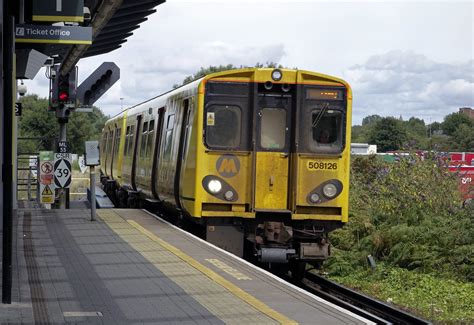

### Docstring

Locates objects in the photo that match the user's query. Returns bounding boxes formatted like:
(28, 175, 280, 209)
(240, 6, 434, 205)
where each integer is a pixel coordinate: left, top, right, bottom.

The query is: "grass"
(325, 264, 474, 323)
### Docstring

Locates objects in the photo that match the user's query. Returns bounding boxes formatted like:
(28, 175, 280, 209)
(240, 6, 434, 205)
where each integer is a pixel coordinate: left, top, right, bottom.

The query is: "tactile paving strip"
(98, 209, 295, 324)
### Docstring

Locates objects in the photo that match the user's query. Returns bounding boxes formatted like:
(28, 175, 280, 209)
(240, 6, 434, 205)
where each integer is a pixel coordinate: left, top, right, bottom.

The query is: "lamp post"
(120, 97, 124, 111)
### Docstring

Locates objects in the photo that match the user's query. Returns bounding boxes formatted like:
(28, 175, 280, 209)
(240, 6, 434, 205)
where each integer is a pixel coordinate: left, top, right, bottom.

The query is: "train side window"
(146, 120, 155, 158)
(140, 121, 148, 157)
(260, 108, 286, 150)
(205, 105, 241, 149)
(163, 114, 175, 160)
(124, 126, 131, 156)
(114, 128, 121, 156)
(128, 125, 135, 156)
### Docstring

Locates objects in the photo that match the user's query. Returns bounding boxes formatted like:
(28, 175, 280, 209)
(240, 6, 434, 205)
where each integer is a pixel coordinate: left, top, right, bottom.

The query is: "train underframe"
(102, 178, 342, 279)
(205, 215, 342, 279)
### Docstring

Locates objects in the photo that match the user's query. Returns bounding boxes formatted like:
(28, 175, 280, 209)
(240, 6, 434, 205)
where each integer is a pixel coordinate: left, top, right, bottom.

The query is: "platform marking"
(141, 209, 376, 325)
(63, 311, 103, 317)
(126, 219, 297, 325)
(205, 258, 252, 280)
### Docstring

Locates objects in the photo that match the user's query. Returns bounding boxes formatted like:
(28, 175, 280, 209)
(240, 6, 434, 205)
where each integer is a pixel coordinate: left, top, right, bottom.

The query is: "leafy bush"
(327, 155, 474, 281)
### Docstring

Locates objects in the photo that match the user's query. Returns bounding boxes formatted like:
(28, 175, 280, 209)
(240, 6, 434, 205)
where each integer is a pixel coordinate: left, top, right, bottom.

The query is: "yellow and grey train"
(100, 68, 352, 273)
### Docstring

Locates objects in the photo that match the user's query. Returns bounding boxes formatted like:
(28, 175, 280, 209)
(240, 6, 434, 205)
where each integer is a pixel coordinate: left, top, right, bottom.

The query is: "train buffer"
(1, 206, 375, 324)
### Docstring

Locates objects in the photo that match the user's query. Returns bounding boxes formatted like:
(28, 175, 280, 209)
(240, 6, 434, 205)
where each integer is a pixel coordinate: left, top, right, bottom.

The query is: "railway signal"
(77, 62, 120, 106)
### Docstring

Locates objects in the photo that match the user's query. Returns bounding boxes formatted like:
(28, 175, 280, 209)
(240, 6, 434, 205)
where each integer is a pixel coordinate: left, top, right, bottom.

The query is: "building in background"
(459, 107, 474, 119)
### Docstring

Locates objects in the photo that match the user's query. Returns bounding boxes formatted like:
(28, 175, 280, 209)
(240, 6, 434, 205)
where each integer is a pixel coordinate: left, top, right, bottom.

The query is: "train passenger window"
(146, 120, 155, 158)
(124, 126, 131, 156)
(167, 115, 174, 128)
(127, 125, 135, 156)
(205, 105, 241, 148)
(260, 108, 286, 150)
(310, 109, 343, 150)
(140, 122, 148, 157)
(163, 114, 175, 160)
(114, 128, 121, 155)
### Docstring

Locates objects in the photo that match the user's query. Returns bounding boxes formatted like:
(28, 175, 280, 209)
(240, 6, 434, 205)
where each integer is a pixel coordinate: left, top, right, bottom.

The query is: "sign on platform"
(15, 102, 22, 116)
(15, 24, 92, 45)
(32, 0, 85, 23)
(57, 140, 69, 154)
(84, 141, 100, 166)
(39, 151, 55, 204)
(54, 153, 72, 188)
(78, 155, 88, 173)
(29, 155, 38, 178)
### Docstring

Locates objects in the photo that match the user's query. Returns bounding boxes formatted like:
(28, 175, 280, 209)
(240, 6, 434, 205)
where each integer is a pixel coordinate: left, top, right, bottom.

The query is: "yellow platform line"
(127, 219, 297, 325)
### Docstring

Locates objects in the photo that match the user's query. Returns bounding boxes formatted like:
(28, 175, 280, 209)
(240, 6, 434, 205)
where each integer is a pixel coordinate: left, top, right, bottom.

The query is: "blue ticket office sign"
(33, 0, 84, 23)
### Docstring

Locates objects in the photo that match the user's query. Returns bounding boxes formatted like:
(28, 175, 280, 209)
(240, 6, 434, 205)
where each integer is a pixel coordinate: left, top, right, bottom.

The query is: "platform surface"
(1, 206, 372, 324)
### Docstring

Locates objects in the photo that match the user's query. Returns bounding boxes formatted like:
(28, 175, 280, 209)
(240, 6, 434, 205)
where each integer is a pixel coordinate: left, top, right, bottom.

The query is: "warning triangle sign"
(42, 185, 53, 196)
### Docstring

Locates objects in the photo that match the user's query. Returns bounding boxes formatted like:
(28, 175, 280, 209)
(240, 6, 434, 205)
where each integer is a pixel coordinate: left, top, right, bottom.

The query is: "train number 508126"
(307, 162, 338, 170)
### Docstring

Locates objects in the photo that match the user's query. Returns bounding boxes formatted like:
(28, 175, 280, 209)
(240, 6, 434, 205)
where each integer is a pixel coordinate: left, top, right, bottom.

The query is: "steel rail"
(304, 272, 431, 324)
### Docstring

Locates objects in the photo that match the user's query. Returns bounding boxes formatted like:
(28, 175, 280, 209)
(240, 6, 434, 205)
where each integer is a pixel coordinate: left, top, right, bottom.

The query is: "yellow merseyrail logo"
(126, 219, 297, 325)
(216, 154, 240, 178)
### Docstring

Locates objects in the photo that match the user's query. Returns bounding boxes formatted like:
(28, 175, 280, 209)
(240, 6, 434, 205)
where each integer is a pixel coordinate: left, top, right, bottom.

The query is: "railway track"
(303, 272, 431, 324)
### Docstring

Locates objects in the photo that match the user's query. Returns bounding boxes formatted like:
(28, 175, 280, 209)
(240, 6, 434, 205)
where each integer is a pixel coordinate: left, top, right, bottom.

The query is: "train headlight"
(322, 183, 338, 198)
(207, 179, 222, 194)
(271, 69, 282, 81)
(224, 190, 234, 201)
(310, 193, 320, 203)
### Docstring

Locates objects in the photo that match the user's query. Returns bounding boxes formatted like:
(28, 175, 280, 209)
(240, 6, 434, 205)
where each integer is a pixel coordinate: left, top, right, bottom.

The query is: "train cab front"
(197, 68, 352, 269)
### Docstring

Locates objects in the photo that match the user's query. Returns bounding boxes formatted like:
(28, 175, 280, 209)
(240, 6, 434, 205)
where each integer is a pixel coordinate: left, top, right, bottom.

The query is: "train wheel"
(289, 261, 306, 282)
(127, 197, 137, 209)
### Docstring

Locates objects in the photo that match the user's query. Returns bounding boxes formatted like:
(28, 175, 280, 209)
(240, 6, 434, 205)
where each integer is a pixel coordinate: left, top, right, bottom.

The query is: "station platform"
(1, 205, 372, 324)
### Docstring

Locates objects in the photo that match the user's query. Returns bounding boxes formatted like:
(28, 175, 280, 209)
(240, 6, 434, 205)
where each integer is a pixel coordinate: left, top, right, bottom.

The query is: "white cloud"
(344, 51, 474, 124)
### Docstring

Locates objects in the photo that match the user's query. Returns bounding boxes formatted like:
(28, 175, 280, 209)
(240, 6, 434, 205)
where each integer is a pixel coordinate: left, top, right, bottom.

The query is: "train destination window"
(260, 108, 286, 150)
(309, 108, 343, 152)
(205, 104, 241, 149)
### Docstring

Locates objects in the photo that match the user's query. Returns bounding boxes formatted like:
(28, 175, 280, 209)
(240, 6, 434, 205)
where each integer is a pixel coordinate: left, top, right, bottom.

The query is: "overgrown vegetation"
(324, 155, 474, 322)
(18, 95, 108, 155)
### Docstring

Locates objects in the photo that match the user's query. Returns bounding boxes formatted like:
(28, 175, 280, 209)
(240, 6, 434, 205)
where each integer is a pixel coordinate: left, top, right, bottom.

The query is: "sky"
(26, 0, 473, 125)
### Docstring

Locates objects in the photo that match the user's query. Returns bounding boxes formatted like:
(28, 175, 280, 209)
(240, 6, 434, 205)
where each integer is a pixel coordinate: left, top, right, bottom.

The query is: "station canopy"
(15, 0, 165, 74)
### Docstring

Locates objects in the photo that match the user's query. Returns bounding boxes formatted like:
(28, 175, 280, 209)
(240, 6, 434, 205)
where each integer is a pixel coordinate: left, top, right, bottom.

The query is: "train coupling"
(257, 247, 296, 263)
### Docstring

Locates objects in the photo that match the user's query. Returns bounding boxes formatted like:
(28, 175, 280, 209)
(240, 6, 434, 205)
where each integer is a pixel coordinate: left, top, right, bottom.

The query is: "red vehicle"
(448, 152, 474, 204)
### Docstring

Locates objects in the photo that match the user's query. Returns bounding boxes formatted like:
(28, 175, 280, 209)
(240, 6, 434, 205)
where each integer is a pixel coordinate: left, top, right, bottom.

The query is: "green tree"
(362, 114, 382, 126)
(441, 113, 473, 136)
(18, 94, 108, 154)
(368, 117, 407, 152)
(450, 124, 474, 151)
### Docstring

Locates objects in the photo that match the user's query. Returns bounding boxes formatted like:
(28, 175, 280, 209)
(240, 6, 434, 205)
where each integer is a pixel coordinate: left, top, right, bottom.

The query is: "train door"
(254, 94, 292, 210)
(131, 115, 142, 191)
(174, 99, 190, 210)
(151, 107, 166, 199)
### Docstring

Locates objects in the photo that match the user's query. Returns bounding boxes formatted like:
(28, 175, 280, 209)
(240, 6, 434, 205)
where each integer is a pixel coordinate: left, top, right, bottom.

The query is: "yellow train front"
(101, 68, 352, 272)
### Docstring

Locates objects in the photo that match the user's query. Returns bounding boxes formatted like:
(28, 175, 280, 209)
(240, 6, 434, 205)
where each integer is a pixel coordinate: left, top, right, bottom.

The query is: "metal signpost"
(85, 141, 100, 221)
